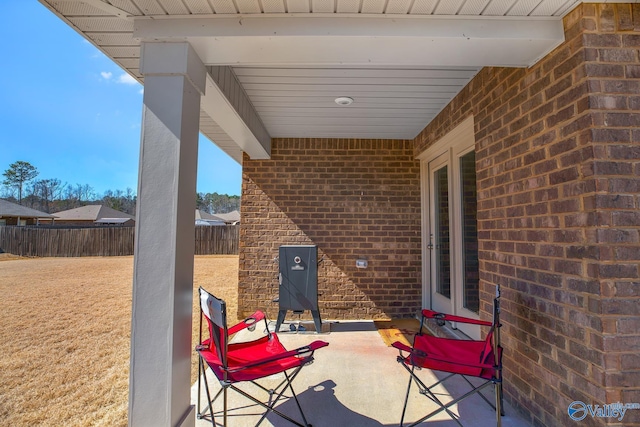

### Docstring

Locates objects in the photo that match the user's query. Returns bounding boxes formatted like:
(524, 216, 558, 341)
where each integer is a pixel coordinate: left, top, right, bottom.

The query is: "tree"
(65, 183, 95, 208)
(100, 187, 136, 215)
(30, 178, 65, 213)
(2, 161, 38, 204)
(196, 192, 240, 214)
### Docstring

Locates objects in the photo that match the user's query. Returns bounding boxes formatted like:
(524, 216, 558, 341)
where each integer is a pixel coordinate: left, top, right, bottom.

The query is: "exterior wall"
(239, 138, 421, 320)
(0, 217, 38, 226)
(414, 4, 640, 426)
(47, 220, 96, 227)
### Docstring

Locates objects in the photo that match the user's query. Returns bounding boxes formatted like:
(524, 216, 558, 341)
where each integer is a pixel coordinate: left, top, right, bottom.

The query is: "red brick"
(593, 129, 631, 142)
(240, 140, 421, 320)
(598, 264, 639, 279)
(583, 33, 622, 47)
(602, 80, 640, 95)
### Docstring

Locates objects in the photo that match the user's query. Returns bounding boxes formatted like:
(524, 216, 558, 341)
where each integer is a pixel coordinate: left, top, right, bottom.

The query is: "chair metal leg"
(283, 371, 310, 426)
(197, 357, 219, 426)
(231, 384, 309, 427)
(397, 363, 463, 427)
(499, 381, 505, 416)
(461, 375, 496, 411)
(399, 366, 414, 426)
(495, 380, 503, 427)
(199, 364, 313, 427)
(408, 381, 494, 427)
(252, 366, 310, 427)
(223, 387, 228, 427)
(197, 355, 203, 416)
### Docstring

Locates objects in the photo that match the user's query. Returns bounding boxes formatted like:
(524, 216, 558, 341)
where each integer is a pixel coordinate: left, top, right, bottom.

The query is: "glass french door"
(421, 118, 480, 338)
(428, 153, 452, 315)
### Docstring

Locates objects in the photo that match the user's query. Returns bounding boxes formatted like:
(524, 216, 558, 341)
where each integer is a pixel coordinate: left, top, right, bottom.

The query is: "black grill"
(275, 245, 322, 333)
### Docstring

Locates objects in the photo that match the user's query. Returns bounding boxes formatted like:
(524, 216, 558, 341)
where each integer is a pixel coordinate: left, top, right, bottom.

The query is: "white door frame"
(418, 115, 481, 339)
(427, 152, 452, 315)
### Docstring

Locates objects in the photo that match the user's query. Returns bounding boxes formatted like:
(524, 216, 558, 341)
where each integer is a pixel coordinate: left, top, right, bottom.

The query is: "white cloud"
(101, 71, 113, 80)
(117, 73, 139, 85)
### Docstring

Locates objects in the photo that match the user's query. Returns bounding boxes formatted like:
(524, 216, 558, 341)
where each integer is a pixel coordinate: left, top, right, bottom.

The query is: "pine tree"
(2, 161, 38, 204)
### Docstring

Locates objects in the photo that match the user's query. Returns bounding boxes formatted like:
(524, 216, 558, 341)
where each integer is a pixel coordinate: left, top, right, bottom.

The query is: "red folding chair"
(393, 287, 503, 427)
(196, 286, 329, 426)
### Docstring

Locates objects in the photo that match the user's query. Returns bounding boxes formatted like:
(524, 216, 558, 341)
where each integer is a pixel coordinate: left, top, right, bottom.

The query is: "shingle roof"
(213, 210, 240, 223)
(51, 205, 134, 221)
(0, 199, 56, 218)
(195, 209, 240, 223)
(195, 209, 220, 221)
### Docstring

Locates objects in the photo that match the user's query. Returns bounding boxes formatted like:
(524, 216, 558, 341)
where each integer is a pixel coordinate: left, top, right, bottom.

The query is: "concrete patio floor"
(191, 320, 532, 427)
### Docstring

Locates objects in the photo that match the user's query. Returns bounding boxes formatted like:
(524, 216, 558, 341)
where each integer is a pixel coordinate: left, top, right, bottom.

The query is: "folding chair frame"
(196, 286, 328, 427)
(393, 286, 503, 427)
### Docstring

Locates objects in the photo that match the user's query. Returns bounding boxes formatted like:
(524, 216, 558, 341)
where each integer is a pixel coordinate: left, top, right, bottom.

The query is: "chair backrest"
(199, 286, 228, 369)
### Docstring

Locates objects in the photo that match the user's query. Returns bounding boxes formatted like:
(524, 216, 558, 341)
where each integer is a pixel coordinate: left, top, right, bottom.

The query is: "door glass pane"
(435, 166, 450, 299)
(461, 151, 479, 313)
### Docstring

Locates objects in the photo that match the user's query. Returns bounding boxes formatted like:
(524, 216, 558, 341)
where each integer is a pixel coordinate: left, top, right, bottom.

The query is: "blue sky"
(0, 1, 242, 197)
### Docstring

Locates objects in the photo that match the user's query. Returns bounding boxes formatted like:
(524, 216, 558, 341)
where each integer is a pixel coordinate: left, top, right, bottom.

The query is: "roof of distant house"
(213, 210, 240, 223)
(51, 205, 134, 221)
(195, 209, 240, 223)
(195, 209, 220, 221)
(0, 199, 56, 219)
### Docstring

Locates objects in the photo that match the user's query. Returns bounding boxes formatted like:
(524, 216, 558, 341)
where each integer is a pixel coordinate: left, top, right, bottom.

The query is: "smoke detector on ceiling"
(335, 96, 354, 106)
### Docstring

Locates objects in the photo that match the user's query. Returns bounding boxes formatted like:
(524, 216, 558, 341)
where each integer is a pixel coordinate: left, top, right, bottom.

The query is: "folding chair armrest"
(422, 309, 493, 327)
(227, 340, 329, 373)
(392, 341, 413, 353)
(228, 311, 266, 335)
(392, 341, 427, 360)
(305, 340, 330, 352)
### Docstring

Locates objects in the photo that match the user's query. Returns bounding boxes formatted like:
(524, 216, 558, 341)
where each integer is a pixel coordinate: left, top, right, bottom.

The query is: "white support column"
(129, 42, 206, 427)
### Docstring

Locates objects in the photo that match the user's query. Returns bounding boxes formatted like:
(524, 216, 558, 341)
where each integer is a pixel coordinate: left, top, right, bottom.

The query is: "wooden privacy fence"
(0, 225, 239, 257)
(195, 225, 239, 255)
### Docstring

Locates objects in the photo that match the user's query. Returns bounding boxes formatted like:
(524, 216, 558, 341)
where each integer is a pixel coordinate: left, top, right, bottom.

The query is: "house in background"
(0, 199, 56, 226)
(213, 210, 240, 225)
(39, 2, 640, 427)
(94, 217, 136, 227)
(195, 209, 225, 226)
(41, 204, 135, 227)
(195, 209, 240, 225)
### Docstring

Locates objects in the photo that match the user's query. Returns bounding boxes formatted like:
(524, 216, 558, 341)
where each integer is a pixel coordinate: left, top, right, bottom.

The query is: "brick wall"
(588, 5, 640, 426)
(414, 4, 640, 426)
(239, 139, 422, 321)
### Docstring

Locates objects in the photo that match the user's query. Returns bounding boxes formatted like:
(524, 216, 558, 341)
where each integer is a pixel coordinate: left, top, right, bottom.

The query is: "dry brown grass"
(0, 255, 239, 427)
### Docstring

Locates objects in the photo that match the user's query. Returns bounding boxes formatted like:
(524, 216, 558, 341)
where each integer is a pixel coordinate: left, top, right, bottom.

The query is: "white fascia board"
(201, 73, 270, 160)
(183, 37, 561, 68)
(133, 15, 565, 68)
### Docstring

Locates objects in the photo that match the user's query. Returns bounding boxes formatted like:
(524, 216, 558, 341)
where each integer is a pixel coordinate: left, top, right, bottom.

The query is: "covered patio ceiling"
(40, 0, 586, 162)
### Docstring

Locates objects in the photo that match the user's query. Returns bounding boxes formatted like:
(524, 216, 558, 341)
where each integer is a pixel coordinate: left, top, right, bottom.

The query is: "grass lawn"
(0, 255, 239, 427)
